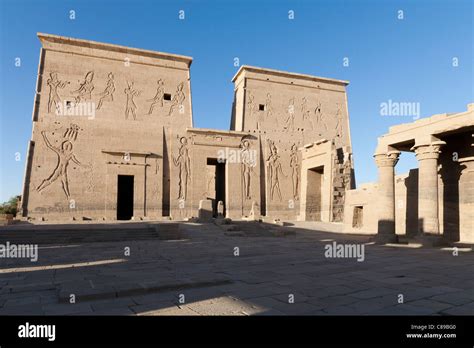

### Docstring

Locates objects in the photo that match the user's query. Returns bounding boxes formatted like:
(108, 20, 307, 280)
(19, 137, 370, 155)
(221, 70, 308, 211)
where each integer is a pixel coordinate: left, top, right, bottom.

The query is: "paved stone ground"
(0, 222, 473, 315)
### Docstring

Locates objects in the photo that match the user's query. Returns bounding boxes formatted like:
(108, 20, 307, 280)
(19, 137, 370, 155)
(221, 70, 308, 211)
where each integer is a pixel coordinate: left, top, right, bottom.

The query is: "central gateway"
(117, 175, 134, 220)
(306, 166, 324, 221)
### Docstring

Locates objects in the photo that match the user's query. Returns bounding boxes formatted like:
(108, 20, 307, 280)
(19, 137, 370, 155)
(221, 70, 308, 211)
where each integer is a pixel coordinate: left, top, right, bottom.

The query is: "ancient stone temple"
(19, 33, 355, 222)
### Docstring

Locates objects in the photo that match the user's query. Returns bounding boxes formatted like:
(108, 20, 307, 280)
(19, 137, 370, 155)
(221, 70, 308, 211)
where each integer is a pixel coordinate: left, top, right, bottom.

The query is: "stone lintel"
(101, 150, 161, 157)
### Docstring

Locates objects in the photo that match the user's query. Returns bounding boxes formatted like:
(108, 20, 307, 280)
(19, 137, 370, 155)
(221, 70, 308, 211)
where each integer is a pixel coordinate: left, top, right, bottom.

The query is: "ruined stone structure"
(20, 33, 355, 222)
(344, 104, 474, 244)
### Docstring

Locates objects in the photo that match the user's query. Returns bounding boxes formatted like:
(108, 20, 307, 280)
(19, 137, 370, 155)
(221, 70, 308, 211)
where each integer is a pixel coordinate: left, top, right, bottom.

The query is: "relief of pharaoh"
(36, 127, 88, 199)
(97, 72, 115, 110)
(173, 137, 191, 200)
(289, 143, 299, 201)
(240, 139, 254, 200)
(147, 79, 165, 115)
(266, 141, 286, 201)
(47, 72, 69, 114)
(124, 81, 141, 120)
(335, 103, 344, 139)
(168, 82, 186, 116)
(73, 71, 95, 103)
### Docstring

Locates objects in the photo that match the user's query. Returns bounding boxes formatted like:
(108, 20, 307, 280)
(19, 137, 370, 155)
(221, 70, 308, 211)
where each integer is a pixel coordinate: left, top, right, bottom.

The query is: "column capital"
(374, 151, 400, 168)
(459, 156, 474, 174)
(411, 141, 446, 161)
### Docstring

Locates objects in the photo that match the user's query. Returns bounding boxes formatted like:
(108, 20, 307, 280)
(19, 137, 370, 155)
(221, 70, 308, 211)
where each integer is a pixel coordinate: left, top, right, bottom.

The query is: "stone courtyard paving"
(0, 221, 473, 316)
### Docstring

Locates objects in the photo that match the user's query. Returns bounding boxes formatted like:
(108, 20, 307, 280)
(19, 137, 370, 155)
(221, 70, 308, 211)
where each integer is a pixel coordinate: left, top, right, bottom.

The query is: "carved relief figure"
(314, 101, 327, 131)
(205, 167, 215, 198)
(97, 73, 115, 110)
(36, 126, 87, 199)
(266, 141, 286, 201)
(290, 144, 299, 201)
(284, 97, 296, 131)
(73, 71, 94, 103)
(240, 139, 254, 200)
(173, 137, 191, 200)
(47, 72, 69, 113)
(124, 81, 141, 120)
(168, 82, 186, 116)
(147, 79, 164, 115)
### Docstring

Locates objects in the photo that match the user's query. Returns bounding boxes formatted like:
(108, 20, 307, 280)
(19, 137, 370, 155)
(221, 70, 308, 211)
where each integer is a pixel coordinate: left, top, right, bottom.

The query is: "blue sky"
(0, 0, 472, 202)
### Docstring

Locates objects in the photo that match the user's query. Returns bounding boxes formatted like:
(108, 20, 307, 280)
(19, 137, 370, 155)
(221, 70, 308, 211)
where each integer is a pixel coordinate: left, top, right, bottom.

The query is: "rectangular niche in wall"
(352, 206, 363, 228)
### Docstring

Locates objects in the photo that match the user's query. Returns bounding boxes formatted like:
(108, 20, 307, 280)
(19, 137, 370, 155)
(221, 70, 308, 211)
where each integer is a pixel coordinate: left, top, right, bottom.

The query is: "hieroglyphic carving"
(335, 103, 344, 139)
(301, 97, 308, 120)
(284, 98, 296, 131)
(147, 79, 164, 115)
(265, 93, 273, 118)
(63, 123, 79, 141)
(266, 140, 286, 201)
(247, 91, 255, 118)
(290, 143, 299, 201)
(47, 72, 69, 113)
(124, 81, 141, 120)
(73, 71, 94, 103)
(36, 124, 87, 199)
(85, 166, 94, 193)
(173, 137, 191, 200)
(240, 138, 254, 200)
(301, 97, 313, 130)
(168, 82, 186, 116)
(97, 73, 115, 110)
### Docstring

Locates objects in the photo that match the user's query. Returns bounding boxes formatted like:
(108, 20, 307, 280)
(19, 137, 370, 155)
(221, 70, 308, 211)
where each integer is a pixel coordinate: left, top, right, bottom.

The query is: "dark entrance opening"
(117, 175, 134, 220)
(306, 166, 324, 221)
(207, 158, 226, 217)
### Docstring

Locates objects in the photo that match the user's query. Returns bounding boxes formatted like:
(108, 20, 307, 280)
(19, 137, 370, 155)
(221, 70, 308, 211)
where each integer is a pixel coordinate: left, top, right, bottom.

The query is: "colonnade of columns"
(374, 140, 447, 242)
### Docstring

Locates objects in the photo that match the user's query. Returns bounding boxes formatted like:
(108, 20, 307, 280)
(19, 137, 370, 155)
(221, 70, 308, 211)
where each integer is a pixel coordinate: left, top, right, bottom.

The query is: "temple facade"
(20, 33, 355, 222)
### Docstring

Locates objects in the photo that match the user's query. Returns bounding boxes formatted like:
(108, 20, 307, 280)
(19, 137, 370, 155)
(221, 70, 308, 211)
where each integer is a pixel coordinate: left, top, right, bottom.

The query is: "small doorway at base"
(306, 166, 323, 221)
(117, 175, 134, 220)
(206, 158, 226, 217)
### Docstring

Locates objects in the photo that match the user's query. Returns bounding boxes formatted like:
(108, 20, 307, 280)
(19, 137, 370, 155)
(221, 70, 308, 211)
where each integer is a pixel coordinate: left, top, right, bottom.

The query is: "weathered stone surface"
(20, 33, 353, 225)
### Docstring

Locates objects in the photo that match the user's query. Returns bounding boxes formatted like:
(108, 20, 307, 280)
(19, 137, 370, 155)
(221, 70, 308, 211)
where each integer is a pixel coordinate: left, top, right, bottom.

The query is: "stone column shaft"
(459, 156, 474, 243)
(413, 142, 445, 235)
(374, 151, 400, 242)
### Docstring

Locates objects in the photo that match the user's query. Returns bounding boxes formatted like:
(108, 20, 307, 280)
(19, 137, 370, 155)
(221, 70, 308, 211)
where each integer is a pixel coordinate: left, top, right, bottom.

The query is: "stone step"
(0, 223, 181, 244)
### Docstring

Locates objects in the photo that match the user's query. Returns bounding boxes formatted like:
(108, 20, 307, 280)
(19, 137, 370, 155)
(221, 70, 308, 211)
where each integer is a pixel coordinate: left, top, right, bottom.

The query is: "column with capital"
(412, 141, 446, 235)
(374, 150, 400, 243)
(458, 134, 474, 243)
